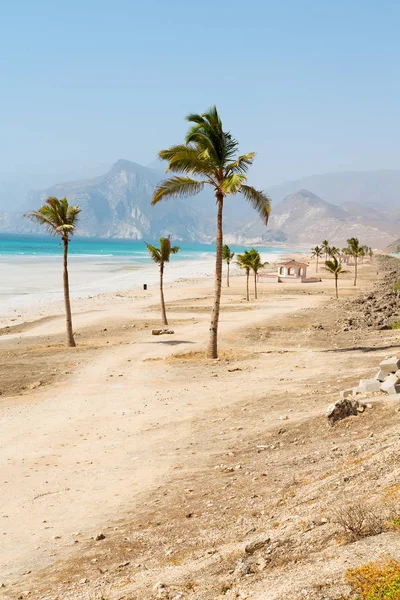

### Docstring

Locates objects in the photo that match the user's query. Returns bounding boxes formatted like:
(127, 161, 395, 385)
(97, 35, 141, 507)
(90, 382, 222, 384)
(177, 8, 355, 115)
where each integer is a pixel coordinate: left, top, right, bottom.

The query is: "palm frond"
(221, 173, 247, 195)
(225, 152, 255, 174)
(240, 185, 271, 225)
(24, 196, 80, 239)
(151, 177, 205, 205)
(146, 243, 161, 264)
(159, 146, 216, 182)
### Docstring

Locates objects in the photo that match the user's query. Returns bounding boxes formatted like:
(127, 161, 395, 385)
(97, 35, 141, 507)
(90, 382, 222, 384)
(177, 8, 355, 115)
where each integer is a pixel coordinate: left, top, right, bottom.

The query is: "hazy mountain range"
(0, 160, 398, 247)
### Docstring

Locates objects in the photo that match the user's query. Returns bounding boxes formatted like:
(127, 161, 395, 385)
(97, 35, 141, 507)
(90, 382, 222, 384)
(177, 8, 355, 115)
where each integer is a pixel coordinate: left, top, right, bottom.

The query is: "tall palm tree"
(248, 248, 268, 299)
(321, 239, 330, 261)
(145, 237, 180, 325)
(236, 251, 253, 301)
(151, 106, 271, 358)
(222, 244, 235, 287)
(311, 245, 323, 273)
(347, 237, 363, 286)
(25, 197, 80, 347)
(324, 257, 349, 299)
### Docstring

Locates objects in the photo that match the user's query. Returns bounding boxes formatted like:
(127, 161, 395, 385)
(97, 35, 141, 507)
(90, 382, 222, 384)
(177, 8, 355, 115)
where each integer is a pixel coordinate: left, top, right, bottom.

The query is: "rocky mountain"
(0, 161, 398, 247)
(226, 190, 397, 247)
(267, 169, 400, 209)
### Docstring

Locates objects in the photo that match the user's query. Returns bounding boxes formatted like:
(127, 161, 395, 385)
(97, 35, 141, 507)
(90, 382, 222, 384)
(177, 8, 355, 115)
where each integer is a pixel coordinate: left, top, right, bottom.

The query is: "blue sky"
(0, 0, 399, 187)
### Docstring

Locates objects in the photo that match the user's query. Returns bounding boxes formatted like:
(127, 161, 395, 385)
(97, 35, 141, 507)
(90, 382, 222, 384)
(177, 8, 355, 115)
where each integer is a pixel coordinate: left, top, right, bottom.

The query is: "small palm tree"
(347, 237, 363, 286)
(328, 246, 340, 258)
(311, 245, 323, 273)
(152, 106, 271, 358)
(321, 239, 330, 261)
(145, 237, 180, 325)
(25, 197, 80, 347)
(324, 257, 349, 299)
(236, 251, 253, 301)
(248, 248, 268, 299)
(222, 244, 235, 287)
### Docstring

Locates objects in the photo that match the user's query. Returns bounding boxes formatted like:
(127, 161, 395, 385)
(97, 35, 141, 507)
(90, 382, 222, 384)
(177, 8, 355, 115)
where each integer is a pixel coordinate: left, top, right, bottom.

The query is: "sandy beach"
(1, 256, 400, 599)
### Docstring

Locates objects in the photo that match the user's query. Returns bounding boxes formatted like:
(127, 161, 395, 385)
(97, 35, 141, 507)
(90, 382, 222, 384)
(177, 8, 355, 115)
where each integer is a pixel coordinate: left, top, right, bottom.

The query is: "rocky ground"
(2, 261, 400, 600)
(338, 255, 400, 330)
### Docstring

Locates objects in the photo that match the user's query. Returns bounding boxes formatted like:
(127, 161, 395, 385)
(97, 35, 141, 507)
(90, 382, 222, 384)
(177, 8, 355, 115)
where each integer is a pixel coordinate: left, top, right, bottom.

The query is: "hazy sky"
(1, 0, 399, 188)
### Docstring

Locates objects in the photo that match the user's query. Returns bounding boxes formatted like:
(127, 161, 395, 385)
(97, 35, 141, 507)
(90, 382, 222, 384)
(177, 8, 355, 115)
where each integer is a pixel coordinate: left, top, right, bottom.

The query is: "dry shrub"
(346, 558, 400, 599)
(333, 499, 400, 543)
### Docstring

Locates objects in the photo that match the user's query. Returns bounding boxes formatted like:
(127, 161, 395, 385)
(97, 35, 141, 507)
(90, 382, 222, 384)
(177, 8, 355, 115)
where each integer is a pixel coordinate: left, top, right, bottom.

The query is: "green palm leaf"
(152, 176, 205, 205)
(240, 185, 271, 225)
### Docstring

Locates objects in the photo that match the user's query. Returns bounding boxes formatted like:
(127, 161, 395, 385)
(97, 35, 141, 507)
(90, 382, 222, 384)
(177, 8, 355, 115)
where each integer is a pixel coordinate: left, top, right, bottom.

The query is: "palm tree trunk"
(354, 256, 357, 286)
(160, 262, 168, 325)
(246, 270, 249, 301)
(254, 271, 257, 299)
(316, 256, 319, 273)
(335, 275, 338, 299)
(227, 262, 230, 288)
(63, 238, 76, 347)
(207, 195, 224, 359)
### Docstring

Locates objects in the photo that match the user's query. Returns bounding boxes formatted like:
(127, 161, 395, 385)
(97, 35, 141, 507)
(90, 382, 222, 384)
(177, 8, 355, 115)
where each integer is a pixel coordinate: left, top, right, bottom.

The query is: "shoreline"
(0, 250, 299, 324)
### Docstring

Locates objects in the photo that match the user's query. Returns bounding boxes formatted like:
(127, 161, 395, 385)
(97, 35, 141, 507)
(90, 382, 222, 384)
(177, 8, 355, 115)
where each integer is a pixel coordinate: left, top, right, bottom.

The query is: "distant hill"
(266, 170, 400, 209)
(0, 162, 398, 247)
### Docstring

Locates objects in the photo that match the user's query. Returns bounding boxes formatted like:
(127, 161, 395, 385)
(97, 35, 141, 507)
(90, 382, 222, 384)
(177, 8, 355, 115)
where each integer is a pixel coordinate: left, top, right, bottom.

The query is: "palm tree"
(328, 245, 340, 258)
(311, 245, 323, 273)
(145, 237, 180, 325)
(324, 257, 349, 299)
(236, 251, 253, 301)
(151, 106, 271, 358)
(322, 239, 330, 261)
(222, 244, 235, 287)
(248, 248, 268, 299)
(25, 197, 81, 347)
(347, 237, 363, 286)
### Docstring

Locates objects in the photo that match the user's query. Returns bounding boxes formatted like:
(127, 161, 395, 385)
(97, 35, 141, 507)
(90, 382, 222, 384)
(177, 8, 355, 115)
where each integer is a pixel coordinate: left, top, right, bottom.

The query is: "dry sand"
(1, 258, 400, 599)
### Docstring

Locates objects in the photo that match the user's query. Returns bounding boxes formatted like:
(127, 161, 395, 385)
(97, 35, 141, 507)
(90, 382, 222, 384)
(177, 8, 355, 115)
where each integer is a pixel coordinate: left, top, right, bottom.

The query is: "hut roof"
(278, 259, 308, 267)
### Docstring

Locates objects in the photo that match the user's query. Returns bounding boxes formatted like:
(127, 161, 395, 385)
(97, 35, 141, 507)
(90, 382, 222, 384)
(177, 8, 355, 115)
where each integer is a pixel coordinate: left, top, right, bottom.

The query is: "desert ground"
(1, 257, 400, 600)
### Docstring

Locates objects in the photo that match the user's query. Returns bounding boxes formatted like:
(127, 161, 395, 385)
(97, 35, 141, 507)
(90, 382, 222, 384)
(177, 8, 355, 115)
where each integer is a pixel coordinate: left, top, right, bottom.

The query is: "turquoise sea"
(0, 233, 291, 262)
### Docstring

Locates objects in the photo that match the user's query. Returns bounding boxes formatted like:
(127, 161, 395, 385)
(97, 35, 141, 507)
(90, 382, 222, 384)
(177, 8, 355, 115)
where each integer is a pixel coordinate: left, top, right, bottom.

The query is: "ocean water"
(0, 233, 291, 262)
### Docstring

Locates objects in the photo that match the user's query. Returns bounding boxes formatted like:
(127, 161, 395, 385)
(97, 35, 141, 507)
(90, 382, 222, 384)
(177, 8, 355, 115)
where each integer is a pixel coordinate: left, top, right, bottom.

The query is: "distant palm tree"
(347, 237, 363, 286)
(311, 245, 323, 272)
(328, 245, 340, 258)
(322, 239, 330, 261)
(324, 257, 349, 299)
(222, 244, 235, 287)
(145, 237, 180, 325)
(152, 106, 271, 358)
(236, 251, 253, 301)
(248, 248, 268, 299)
(25, 197, 80, 347)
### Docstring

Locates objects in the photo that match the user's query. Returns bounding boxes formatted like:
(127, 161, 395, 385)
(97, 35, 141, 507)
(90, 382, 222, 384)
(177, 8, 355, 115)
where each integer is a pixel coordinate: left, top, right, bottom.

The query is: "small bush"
(333, 500, 399, 542)
(393, 280, 400, 292)
(391, 322, 400, 330)
(346, 559, 400, 599)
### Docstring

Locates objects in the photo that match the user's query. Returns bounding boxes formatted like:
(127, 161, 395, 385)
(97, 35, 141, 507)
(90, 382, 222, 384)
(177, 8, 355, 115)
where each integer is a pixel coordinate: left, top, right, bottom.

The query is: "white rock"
(376, 370, 387, 382)
(380, 374, 400, 394)
(379, 357, 400, 373)
(359, 379, 381, 393)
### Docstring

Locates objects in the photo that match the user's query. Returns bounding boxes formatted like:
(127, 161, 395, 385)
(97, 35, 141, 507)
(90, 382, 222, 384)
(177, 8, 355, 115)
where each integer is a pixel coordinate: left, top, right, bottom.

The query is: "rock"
(381, 374, 400, 394)
(234, 558, 254, 576)
(359, 378, 381, 393)
(245, 536, 270, 554)
(379, 357, 400, 373)
(340, 388, 356, 399)
(95, 533, 106, 541)
(326, 399, 365, 424)
(153, 582, 169, 598)
(376, 370, 387, 382)
(152, 329, 174, 336)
